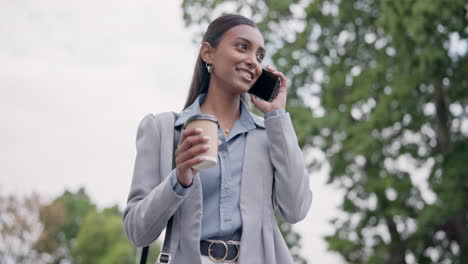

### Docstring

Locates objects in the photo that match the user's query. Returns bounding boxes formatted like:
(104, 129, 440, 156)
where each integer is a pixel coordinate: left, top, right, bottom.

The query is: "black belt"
(200, 240, 240, 262)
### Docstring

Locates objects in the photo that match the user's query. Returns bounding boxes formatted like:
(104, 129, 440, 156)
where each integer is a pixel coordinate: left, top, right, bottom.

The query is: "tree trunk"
(441, 210, 468, 263)
(384, 215, 408, 264)
(434, 85, 451, 153)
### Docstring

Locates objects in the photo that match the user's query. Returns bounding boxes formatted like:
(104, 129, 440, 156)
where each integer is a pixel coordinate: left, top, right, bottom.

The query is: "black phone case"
(248, 69, 281, 102)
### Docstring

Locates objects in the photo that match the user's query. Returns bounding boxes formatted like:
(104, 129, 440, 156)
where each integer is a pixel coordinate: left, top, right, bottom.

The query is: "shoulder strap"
(158, 112, 180, 263)
(140, 112, 180, 264)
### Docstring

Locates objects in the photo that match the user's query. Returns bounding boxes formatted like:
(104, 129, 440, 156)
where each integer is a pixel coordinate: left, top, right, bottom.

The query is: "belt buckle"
(225, 240, 239, 263)
(208, 240, 228, 262)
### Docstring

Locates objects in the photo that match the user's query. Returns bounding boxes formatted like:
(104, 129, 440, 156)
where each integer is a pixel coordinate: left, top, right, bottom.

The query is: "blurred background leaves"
(0, 188, 160, 264)
(182, 0, 467, 263)
(1, 0, 466, 263)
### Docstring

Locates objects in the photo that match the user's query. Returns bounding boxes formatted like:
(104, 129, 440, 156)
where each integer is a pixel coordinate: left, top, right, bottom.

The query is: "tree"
(0, 192, 51, 264)
(71, 209, 143, 264)
(35, 199, 66, 261)
(181, 0, 467, 263)
(35, 188, 155, 264)
(54, 187, 97, 250)
(35, 187, 97, 263)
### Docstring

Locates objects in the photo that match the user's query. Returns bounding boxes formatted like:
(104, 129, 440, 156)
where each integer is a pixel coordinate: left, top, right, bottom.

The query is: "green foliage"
(98, 241, 135, 264)
(35, 187, 153, 264)
(72, 209, 142, 264)
(181, 0, 468, 263)
(34, 188, 97, 263)
(54, 187, 97, 251)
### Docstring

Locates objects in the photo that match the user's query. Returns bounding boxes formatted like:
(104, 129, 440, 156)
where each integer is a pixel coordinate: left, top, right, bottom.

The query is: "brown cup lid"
(183, 114, 219, 128)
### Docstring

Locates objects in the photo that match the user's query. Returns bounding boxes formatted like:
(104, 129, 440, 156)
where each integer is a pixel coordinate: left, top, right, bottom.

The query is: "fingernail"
(202, 136, 211, 141)
(203, 144, 210, 149)
(195, 128, 203, 133)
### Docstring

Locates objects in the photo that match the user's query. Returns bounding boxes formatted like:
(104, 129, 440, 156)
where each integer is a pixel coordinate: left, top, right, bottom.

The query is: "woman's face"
(208, 25, 265, 94)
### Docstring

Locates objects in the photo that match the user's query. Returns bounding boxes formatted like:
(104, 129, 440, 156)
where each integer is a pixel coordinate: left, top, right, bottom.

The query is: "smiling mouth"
(236, 68, 254, 81)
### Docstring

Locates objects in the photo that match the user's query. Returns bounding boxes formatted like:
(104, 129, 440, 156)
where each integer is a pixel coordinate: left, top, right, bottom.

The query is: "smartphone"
(248, 68, 281, 102)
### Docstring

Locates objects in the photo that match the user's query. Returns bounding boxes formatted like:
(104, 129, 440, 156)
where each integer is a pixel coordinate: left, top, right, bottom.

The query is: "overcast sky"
(1, 0, 344, 262)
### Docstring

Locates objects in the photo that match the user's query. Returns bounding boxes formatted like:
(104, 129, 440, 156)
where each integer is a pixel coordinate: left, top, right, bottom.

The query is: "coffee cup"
(183, 114, 219, 170)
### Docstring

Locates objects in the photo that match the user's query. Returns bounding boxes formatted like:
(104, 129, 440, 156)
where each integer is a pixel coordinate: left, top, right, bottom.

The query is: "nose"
(245, 52, 261, 72)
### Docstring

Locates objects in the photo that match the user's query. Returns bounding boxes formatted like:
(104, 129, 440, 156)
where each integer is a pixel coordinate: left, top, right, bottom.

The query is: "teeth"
(239, 70, 253, 80)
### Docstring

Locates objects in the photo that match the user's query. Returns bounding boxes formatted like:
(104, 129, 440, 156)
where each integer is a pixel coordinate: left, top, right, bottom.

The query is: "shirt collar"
(175, 93, 264, 129)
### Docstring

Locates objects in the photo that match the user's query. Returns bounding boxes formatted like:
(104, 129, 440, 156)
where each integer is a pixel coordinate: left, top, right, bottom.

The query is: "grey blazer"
(123, 111, 312, 264)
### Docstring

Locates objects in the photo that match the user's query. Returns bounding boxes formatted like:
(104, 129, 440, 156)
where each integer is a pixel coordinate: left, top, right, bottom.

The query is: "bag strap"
(157, 112, 180, 263)
(139, 246, 149, 264)
(140, 112, 180, 264)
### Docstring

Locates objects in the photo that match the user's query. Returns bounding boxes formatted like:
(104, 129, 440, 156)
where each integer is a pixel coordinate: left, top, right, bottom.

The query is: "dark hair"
(183, 14, 259, 109)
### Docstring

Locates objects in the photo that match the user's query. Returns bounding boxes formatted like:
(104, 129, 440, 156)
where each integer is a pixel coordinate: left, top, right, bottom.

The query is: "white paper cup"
(184, 114, 219, 170)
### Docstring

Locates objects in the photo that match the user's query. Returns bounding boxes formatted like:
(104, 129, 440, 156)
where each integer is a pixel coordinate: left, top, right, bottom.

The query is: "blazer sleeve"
(123, 114, 188, 247)
(265, 112, 313, 224)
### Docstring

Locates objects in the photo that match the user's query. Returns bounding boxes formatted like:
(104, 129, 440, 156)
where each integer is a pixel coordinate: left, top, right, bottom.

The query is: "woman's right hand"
(175, 128, 211, 187)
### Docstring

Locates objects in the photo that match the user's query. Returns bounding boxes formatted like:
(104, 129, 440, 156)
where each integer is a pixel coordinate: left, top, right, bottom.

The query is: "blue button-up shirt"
(171, 94, 284, 241)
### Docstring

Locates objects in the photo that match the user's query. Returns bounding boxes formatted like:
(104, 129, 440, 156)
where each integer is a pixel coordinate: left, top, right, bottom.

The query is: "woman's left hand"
(250, 66, 288, 114)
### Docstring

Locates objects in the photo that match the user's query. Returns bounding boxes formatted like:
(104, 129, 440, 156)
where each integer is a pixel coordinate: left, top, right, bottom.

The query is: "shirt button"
(224, 216, 232, 222)
(224, 184, 230, 189)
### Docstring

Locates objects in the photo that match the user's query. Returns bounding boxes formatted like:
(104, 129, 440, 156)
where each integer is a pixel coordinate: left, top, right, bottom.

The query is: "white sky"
(1, 0, 343, 263)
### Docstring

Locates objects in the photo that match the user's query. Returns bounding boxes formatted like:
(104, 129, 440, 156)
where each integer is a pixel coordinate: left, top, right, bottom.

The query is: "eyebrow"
(236, 37, 266, 54)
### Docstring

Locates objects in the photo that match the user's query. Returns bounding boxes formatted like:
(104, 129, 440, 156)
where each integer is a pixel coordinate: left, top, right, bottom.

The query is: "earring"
(206, 62, 213, 73)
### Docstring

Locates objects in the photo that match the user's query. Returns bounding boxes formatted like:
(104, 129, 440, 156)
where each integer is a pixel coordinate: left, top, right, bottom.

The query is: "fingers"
(250, 94, 268, 108)
(176, 156, 203, 187)
(176, 130, 210, 156)
(175, 128, 216, 186)
(176, 143, 210, 166)
(176, 129, 224, 174)
(179, 156, 205, 172)
(251, 66, 289, 113)
(179, 127, 202, 146)
(266, 66, 288, 89)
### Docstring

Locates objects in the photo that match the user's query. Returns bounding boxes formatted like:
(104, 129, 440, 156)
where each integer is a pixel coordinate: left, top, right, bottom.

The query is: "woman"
(123, 14, 312, 264)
